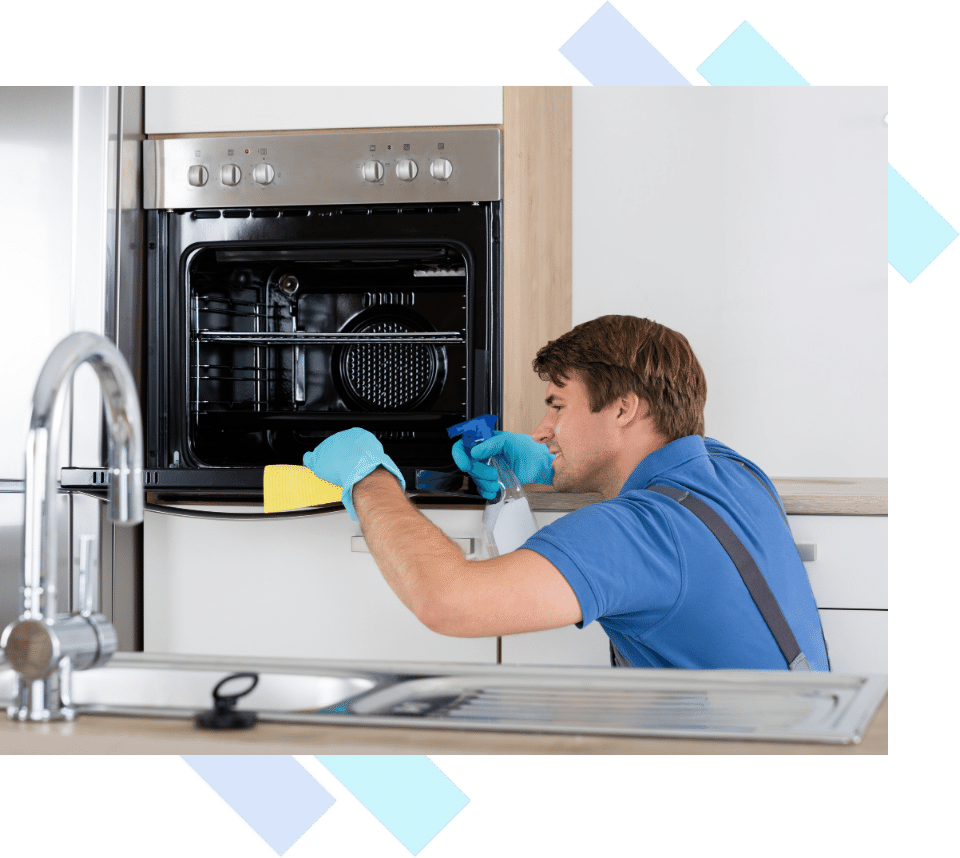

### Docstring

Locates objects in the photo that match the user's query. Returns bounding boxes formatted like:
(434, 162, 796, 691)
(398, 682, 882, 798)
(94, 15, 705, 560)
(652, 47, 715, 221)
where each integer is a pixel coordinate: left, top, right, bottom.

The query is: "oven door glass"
(143, 203, 500, 495)
(183, 241, 473, 470)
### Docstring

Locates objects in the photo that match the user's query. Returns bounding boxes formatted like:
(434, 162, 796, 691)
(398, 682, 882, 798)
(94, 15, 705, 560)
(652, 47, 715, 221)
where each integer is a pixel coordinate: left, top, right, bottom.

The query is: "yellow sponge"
(263, 465, 343, 514)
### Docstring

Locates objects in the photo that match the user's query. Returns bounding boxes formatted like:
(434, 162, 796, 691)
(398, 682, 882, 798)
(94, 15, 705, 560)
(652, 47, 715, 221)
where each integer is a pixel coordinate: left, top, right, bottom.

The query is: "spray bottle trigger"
(447, 414, 499, 454)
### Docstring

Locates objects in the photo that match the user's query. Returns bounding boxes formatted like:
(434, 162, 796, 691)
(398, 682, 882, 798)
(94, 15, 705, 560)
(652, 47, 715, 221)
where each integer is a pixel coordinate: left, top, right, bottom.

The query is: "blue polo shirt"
(521, 436, 829, 670)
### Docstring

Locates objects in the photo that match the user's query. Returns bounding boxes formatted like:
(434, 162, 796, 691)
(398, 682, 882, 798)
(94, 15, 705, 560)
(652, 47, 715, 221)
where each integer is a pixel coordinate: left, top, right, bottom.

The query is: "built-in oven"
(63, 128, 502, 501)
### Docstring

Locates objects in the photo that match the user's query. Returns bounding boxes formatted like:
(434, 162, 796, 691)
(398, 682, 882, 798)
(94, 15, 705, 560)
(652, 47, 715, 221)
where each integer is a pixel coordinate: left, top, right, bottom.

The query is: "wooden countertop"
(0, 696, 886, 755)
(521, 477, 887, 516)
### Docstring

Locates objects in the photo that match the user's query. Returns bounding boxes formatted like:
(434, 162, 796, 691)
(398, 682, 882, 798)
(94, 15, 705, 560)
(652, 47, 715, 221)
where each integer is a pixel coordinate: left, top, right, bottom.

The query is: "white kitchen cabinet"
(500, 623, 612, 668)
(790, 514, 887, 673)
(143, 506, 496, 664)
(144, 87, 503, 135)
(789, 515, 887, 610)
(818, 609, 887, 674)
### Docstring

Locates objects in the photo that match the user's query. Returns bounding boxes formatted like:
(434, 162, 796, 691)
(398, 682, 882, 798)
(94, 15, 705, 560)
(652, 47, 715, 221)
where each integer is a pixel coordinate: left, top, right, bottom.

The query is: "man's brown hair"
(532, 315, 707, 440)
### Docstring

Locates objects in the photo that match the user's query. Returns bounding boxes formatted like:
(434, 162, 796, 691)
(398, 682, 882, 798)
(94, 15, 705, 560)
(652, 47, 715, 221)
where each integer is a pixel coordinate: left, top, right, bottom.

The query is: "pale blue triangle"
(183, 756, 336, 855)
(560, 1, 689, 85)
(317, 755, 468, 855)
(698, 21, 808, 85)
(888, 165, 958, 282)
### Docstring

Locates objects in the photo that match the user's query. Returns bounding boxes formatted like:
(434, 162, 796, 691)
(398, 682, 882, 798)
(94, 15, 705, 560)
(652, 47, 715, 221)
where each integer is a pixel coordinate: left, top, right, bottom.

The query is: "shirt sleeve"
(521, 498, 683, 630)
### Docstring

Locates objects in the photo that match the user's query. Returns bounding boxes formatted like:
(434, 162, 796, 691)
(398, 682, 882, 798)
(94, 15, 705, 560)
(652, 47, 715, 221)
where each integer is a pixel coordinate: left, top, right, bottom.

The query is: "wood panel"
(523, 478, 888, 516)
(502, 87, 573, 433)
(768, 478, 888, 515)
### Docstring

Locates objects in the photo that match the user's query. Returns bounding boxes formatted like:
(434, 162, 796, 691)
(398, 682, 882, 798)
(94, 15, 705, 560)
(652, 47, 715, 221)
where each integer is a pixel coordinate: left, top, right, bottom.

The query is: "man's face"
(532, 371, 624, 496)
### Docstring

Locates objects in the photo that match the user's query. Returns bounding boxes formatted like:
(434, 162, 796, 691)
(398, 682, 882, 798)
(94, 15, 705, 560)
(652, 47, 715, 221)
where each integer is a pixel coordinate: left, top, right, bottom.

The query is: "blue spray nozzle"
(447, 414, 499, 453)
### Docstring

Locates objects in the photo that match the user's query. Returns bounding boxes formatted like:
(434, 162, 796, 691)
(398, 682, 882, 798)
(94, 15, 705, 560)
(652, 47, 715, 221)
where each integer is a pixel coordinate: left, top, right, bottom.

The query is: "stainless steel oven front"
(66, 129, 502, 501)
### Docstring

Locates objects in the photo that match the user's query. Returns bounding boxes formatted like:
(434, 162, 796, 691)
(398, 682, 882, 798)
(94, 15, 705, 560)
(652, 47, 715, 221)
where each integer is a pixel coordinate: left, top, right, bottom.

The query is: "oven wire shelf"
(188, 284, 465, 425)
(193, 330, 465, 345)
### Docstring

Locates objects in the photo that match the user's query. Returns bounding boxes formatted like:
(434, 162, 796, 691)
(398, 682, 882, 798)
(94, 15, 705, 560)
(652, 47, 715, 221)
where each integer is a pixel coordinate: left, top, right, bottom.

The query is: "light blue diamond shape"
(888, 165, 958, 281)
(698, 21, 808, 85)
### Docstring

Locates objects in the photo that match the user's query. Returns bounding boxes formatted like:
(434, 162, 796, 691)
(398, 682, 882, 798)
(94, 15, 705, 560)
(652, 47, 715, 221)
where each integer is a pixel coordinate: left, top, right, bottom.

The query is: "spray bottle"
(447, 415, 538, 557)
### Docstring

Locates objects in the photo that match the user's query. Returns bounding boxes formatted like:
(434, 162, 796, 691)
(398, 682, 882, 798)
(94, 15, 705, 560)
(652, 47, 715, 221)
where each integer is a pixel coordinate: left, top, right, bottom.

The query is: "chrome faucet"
(1, 332, 143, 721)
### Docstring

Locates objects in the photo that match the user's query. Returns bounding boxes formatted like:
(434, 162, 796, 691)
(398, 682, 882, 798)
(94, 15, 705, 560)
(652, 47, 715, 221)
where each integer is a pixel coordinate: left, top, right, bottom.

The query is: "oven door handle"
(70, 491, 343, 520)
(140, 503, 341, 521)
(73, 491, 458, 521)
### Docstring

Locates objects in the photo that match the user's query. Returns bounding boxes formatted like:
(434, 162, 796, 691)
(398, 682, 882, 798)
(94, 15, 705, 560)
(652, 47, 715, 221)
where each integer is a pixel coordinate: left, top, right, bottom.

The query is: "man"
(303, 315, 829, 670)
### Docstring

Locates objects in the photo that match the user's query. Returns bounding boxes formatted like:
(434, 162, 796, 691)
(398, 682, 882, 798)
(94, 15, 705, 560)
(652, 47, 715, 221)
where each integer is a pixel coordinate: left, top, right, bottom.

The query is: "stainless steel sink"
(71, 665, 374, 712)
(0, 653, 378, 718)
(0, 653, 886, 744)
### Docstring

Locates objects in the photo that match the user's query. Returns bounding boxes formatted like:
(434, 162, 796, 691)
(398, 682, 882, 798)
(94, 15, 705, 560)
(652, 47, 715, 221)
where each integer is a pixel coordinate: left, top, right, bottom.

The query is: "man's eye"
(552, 405, 562, 411)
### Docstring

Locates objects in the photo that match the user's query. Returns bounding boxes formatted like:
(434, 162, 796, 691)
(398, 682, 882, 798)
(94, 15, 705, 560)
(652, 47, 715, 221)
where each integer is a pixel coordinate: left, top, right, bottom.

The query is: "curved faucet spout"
(23, 332, 144, 622)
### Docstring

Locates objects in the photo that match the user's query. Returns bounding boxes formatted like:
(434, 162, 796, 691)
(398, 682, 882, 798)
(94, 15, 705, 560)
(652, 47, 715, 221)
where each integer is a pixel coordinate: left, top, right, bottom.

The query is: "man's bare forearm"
(350, 467, 469, 626)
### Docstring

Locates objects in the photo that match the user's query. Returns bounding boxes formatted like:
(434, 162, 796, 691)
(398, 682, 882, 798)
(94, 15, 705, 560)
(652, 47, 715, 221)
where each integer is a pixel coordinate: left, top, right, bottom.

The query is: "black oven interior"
(146, 202, 501, 494)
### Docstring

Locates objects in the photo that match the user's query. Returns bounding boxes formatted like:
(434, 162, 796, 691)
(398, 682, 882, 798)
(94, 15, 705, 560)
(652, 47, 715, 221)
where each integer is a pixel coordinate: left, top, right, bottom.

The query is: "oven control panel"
(144, 129, 502, 209)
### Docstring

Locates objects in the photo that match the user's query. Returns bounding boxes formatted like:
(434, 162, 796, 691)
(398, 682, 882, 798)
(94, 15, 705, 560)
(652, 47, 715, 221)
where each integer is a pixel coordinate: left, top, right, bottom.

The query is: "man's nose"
(532, 413, 552, 444)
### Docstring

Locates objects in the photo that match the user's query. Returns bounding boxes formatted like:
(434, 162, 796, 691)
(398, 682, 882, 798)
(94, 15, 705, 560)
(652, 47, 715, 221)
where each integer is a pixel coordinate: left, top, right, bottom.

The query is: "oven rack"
(193, 330, 465, 345)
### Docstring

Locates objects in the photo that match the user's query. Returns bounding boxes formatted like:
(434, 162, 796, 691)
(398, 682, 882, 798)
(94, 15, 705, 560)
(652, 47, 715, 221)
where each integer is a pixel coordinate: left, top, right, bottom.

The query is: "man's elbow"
(414, 590, 485, 638)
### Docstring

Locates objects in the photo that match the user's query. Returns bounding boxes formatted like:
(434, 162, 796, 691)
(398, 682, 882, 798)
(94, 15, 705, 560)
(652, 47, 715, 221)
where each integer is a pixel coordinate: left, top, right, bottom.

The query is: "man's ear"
(616, 392, 644, 424)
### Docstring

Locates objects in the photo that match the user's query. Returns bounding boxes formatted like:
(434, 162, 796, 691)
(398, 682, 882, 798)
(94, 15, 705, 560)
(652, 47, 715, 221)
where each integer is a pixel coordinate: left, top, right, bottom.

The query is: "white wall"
(572, 87, 887, 477)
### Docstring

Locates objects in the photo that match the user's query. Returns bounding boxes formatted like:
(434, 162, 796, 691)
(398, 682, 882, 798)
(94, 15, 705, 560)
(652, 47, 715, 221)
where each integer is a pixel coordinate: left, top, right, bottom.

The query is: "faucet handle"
(2, 612, 117, 684)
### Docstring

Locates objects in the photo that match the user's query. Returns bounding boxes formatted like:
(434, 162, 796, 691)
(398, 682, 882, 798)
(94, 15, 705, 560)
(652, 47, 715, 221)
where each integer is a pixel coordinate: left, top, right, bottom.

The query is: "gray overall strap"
(722, 461, 829, 669)
(608, 640, 631, 667)
(639, 484, 811, 671)
(647, 486, 810, 670)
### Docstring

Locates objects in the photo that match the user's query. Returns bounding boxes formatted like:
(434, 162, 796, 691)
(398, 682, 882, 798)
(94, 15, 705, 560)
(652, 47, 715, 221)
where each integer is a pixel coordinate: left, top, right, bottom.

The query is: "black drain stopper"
(195, 672, 259, 730)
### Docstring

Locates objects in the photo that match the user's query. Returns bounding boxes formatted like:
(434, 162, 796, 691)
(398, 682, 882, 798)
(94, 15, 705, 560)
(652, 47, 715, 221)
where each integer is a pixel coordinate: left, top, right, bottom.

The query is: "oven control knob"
(395, 159, 418, 181)
(187, 165, 209, 187)
(430, 158, 453, 180)
(252, 163, 275, 185)
(220, 164, 241, 186)
(362, 160, 384, 182)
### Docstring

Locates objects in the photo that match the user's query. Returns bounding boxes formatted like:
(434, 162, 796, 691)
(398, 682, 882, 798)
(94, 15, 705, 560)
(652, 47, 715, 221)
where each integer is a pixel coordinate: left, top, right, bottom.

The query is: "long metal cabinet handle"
(351, 535, 475, 556)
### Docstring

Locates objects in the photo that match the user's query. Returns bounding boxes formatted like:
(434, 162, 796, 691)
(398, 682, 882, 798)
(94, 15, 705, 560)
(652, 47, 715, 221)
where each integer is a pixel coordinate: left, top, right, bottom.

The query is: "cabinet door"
(145, 87, 503, 135)
(819, 609, 887, 674)
(788, 515, 887, 609)
(500, 510, 614, 666)
(501, 624, 612, 667)
(143, 507, 496, 664)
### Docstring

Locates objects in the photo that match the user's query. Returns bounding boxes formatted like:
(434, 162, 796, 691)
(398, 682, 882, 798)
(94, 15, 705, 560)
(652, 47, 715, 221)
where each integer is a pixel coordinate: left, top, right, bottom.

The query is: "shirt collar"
(619, 435, 708, 495)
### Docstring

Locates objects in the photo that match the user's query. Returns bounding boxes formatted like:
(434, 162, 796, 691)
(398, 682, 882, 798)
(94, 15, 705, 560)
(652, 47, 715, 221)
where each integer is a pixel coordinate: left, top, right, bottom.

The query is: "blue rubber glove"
(451, 430, 555, 500)
(302, 427, 405, 521)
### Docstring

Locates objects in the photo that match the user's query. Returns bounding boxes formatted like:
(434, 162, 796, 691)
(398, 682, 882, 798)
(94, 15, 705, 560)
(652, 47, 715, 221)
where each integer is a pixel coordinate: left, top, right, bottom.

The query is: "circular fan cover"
(337, 315, 442, 411)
